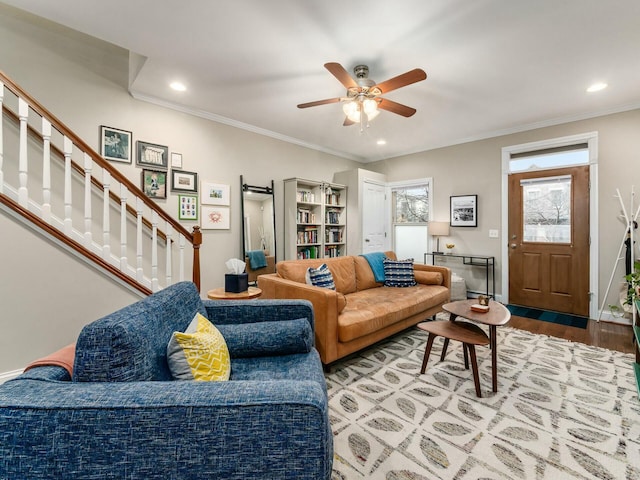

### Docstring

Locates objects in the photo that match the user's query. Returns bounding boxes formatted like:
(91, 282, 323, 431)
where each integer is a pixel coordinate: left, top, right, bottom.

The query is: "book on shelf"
(297, 226, 318, 245)
(297, 245, 319, 259)
(325, 192, 341, 205)
(325, 208, 341, 225)
(325, 227, 343, 243)
(297, 208, 317, 224)
(296, 190, 315, 203)
(324, 245, 341, 257)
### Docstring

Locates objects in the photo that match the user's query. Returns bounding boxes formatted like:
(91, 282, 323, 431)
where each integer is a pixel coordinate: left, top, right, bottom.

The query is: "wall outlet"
(489, 229, 499, 238)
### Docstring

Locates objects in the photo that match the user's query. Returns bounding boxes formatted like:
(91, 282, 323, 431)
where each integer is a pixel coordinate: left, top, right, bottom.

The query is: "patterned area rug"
(326, 322, 640, 479)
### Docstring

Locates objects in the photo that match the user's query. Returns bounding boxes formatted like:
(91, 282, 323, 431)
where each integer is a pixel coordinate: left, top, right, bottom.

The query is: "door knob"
(365, 238, 370, 242)
(510, 243, 517, 249)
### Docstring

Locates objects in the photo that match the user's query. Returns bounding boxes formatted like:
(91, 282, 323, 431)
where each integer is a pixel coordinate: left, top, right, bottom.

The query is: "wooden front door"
(508, 165, 590, 316)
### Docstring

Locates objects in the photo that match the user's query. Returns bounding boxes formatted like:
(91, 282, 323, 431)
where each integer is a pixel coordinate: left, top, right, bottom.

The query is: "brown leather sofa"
(258, 252, 451, 365)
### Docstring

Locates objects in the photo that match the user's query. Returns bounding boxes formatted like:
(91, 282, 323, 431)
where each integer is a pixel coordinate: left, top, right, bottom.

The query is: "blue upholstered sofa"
(0, 281, 333, 479)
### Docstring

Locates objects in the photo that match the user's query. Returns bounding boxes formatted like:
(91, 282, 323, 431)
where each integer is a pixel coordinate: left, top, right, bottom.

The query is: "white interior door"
(362, 181, 387, 253)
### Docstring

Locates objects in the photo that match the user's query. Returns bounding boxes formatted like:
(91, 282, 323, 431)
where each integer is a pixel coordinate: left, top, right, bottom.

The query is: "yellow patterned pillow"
(167, 313, 231, 381)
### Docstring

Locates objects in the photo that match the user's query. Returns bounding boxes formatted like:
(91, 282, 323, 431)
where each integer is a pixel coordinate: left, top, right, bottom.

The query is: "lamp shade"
(429, 221, 450, 236)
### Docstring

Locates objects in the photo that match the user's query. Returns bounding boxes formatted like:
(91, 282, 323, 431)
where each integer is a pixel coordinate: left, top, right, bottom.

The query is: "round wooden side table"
(207, 286, 262, 300)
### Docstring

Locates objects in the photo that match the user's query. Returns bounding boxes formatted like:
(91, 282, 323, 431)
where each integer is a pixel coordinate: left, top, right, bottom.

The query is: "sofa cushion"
(383, 258, 417, 287)
(354, 256, 383, 291)
(415, 270, 444, 285)
(74, 281, 207, 382)
(167, 313, 231, 381)
(305, 263, 336, 290)
(277, 256, 356, 294)
(337, 285, 450, 342)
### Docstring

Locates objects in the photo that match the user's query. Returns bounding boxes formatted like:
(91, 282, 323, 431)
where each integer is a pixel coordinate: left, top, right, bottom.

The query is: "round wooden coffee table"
(442, 299, 511, 393)
(207, 286, 262, 300)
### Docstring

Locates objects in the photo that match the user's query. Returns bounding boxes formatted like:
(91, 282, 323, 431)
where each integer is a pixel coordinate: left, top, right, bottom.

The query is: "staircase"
(0, 70, 201, 295)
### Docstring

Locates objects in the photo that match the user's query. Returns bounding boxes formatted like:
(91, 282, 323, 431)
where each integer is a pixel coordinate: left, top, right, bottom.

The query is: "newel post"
(192, 226, 202, 291)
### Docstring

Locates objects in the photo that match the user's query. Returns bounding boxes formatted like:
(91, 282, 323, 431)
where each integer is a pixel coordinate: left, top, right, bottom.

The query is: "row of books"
(325, 227, 343, 243)
(324, 245, 343, 257)
(297, 246, 320, 259)
(325, 193, 341, 205)
(296, 190, 317, 203)
(325, 208, 342, 224)
(297, 227, 318, 244)
(297, 209, 317, 224)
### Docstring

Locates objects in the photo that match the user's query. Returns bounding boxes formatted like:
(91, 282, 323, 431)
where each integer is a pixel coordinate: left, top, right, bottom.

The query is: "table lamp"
(429, 221, 450, 254)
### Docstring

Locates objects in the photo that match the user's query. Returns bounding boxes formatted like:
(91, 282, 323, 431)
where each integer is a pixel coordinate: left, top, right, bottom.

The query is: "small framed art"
(201, 181, 230, 206)
(450, 194, 477, 227)
(141, 169, 167, 199)
(100, 126, 132, 163)
(171, 152, 183, 168)
(178, 195, 198, 221)
(171, 169, 198, 193)
(201, 206, 230, 229)
(137, 141, 169, 170)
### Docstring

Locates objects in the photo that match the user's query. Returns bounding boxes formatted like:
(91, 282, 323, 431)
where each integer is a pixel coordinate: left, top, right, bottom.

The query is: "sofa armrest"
(0, 378, 332, 479)
(258, 275, 341, 364)
(414, 264, 452, 289)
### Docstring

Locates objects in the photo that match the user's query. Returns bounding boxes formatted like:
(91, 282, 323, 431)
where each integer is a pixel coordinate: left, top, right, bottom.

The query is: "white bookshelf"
(284, 178, 347, 260)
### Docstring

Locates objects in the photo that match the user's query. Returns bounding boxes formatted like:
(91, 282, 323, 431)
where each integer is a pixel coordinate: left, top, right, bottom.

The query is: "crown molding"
(129, 90, 363, 162)
(129, 91, 640, 164)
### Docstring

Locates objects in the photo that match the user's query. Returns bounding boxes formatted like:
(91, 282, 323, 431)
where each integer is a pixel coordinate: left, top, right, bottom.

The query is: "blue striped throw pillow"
(305, 263, 336, 290)
(383, 258, 417, 287)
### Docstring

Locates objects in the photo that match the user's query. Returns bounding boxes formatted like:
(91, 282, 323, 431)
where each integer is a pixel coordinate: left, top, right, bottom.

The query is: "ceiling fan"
(297, 62, 427, 129)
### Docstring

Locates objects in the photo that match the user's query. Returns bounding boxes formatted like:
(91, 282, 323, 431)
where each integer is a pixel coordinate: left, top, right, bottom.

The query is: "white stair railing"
(0, 70, 202, 294)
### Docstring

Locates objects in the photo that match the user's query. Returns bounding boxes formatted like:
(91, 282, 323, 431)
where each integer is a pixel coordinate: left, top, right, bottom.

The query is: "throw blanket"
(247, 250, 267, 270)
(360, 252, 387, 283)
(24, 343, 76, 376)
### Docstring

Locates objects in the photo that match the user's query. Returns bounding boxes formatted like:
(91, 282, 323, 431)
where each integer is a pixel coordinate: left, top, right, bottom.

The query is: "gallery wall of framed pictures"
(100, 125, 209, 224)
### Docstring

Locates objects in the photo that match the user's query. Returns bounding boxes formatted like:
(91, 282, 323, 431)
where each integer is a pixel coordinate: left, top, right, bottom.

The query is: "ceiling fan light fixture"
(343, 101, 361, 123)
(362, 98, 378, 116)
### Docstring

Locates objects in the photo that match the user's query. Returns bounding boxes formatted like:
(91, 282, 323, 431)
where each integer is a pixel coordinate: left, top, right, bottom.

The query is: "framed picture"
(171, 152, 183, 168)
(178, 195, 198, 221)
(450, 194, 477, 227)
(141, 169, 167, 199)
(171, 169, 198, 193)
(137, 141, 169, 170)
(201, 206, 230, 229)
(201, 181, 230, 206)
(100, 126, 132, 163)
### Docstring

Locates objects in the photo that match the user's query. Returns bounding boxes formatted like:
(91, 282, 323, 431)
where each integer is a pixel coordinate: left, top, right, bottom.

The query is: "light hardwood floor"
(509, 315, 635, 354)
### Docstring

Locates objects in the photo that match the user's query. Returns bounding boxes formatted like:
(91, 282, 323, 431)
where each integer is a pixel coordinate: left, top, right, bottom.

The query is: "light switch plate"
(489, 229, 499, 238)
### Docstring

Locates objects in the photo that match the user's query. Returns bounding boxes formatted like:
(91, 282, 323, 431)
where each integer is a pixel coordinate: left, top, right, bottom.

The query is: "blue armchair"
(0, 282, 333, 479)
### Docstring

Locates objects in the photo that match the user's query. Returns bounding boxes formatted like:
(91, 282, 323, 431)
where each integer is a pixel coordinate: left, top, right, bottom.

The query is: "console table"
(423, 252, 495, 298)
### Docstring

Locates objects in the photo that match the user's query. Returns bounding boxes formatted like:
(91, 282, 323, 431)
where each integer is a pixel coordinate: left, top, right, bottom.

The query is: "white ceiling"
(4, 0, 640, 162)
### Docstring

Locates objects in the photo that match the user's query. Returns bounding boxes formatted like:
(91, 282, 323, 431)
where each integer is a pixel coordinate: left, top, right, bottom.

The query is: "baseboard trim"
(0, 369, 23, 384)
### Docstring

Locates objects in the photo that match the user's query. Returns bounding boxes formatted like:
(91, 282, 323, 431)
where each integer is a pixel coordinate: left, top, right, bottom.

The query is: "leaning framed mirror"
(240, 176, 277, 284)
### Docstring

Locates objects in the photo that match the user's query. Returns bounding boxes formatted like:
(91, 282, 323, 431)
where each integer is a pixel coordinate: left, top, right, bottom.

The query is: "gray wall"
(367, 109, 640, 310)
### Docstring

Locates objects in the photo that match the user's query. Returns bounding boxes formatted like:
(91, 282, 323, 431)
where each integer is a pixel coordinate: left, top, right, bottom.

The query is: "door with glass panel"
(508, 165, 589, 316)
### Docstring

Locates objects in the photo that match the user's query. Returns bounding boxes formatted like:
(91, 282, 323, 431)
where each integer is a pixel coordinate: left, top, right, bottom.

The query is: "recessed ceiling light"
(170, 81, 187, 92)
(586, 82, 607, 93)
(377, 139, 387, 145)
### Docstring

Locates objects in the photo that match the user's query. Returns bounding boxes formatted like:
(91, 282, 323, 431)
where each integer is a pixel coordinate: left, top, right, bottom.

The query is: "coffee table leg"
(421, 334, 437, 374)
(468, 344, 482, 398)
(491, 325, 497, 392)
